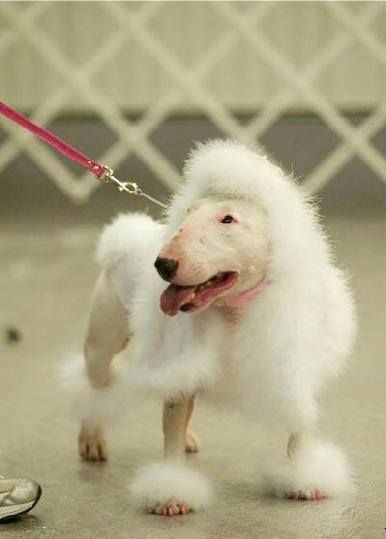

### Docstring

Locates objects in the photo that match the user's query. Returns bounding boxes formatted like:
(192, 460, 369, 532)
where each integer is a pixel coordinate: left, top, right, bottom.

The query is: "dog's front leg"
(163, 397, 191, 461)
(285, 431, 352, 500)
(164, 396, 199, 458)
(141, 397, 194, 514)
(129, 395, 212, 516)
(264, 430, 353, 500)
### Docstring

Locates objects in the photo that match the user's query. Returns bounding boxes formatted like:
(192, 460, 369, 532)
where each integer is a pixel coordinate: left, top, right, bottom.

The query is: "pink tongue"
(160, 284, 195, 316)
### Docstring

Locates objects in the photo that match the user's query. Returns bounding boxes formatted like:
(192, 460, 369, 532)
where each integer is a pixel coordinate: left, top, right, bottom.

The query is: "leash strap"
(0, 101, 167, 209)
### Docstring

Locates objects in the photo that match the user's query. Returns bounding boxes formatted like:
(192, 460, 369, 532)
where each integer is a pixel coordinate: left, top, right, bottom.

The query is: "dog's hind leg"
(78, 270, 129, 462)
(84, 271, 129, 389)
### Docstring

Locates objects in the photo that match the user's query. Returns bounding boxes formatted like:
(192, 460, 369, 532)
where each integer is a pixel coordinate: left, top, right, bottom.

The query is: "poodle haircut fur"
(66, 140, 357, 515)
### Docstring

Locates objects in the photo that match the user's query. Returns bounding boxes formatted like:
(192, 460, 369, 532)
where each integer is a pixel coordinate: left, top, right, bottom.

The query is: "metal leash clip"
(99, 167, 167, 209)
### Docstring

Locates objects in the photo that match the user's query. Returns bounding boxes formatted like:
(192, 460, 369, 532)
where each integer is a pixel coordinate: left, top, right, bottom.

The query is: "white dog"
(75, 140, 356, 516)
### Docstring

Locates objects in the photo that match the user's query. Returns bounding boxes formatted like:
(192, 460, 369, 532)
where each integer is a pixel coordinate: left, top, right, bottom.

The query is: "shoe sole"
(0, 485, 42, 523)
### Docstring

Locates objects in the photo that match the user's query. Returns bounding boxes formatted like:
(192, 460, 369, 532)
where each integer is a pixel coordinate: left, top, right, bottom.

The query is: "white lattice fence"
(0, 1, 385, 203)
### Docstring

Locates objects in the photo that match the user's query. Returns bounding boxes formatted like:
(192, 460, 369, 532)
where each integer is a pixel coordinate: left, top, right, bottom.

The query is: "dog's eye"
(220, 214, 235, 224)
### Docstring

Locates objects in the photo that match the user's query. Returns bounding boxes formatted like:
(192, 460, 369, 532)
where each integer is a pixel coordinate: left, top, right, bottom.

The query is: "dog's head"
(155, 195, 270, 316)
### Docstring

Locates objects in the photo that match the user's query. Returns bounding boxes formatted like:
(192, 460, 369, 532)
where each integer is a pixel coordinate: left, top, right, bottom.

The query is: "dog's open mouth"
(160, 271, 238, 316)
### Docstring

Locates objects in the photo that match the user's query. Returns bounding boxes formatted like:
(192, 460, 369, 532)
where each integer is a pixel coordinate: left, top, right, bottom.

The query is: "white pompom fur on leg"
(129, 462, 213, 513)
(262, 439, 354, 500)
(58, 353, 143, 425)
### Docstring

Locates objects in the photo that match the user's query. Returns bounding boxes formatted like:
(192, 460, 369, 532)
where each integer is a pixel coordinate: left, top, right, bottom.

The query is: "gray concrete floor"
(0, 205, 385, 538)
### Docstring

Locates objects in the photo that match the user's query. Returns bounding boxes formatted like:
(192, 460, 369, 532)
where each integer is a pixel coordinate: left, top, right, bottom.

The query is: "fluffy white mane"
(167, 139, 329, 280)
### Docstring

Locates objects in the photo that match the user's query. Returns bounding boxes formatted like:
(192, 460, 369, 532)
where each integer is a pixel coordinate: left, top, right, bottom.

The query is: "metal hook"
(98, 167, 168, 209)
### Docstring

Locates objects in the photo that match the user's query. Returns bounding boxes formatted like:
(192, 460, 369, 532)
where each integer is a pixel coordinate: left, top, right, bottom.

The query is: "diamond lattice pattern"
(0, 2, 385, 202)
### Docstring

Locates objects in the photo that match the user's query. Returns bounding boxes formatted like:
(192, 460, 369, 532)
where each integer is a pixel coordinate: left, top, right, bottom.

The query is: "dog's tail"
(96, 212, 164, 271)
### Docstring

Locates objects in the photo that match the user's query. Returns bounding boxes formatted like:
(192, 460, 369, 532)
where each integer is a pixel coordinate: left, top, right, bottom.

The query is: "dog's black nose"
(154, 257, 179, 281)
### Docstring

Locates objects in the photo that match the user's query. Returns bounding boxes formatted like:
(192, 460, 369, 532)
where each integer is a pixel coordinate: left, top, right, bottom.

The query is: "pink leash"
(0, 101, 167, 208)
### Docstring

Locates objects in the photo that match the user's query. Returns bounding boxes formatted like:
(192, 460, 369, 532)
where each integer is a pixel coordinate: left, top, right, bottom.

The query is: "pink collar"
(221, 276, 269, 309)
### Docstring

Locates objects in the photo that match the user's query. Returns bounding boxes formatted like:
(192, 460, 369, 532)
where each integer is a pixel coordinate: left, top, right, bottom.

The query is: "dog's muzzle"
(154, 257, 179, 281)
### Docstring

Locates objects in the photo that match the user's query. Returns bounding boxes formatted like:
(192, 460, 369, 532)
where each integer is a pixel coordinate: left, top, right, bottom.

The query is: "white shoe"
(0, 476, 42, 522)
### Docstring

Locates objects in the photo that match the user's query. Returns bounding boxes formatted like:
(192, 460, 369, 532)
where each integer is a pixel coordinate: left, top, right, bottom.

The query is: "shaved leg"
(84, 271, 129, 389)
(79, 271, 129, 461)
(163, 397, 192, 462)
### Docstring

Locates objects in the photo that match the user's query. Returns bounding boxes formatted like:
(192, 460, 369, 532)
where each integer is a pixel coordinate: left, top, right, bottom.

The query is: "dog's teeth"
(186, 291, 196, 302)
(197, 276, 222, 292)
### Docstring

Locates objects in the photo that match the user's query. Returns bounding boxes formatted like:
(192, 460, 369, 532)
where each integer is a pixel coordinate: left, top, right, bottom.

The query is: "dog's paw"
(185, 429, 200, 453)
(129, 462, 212, 515)
(78, 424, 108, 462)
(287, 488, 326, 501)
(262, 439, 354, 500)
(147, 497, 190, 516)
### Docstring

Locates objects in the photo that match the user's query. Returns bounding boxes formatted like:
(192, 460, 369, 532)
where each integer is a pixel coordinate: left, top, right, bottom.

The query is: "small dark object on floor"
(5, 327, 21, 344)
